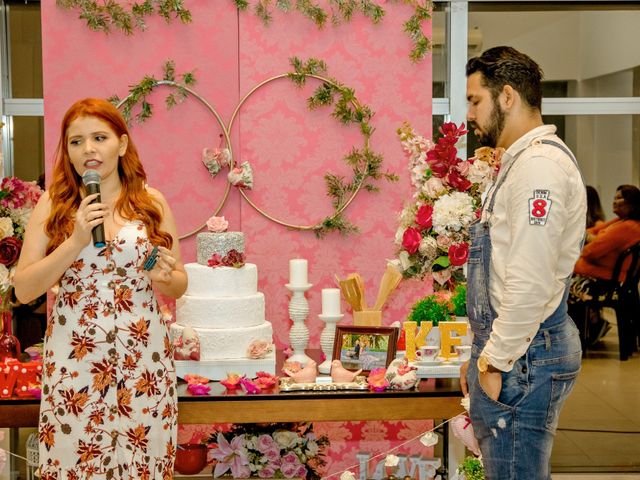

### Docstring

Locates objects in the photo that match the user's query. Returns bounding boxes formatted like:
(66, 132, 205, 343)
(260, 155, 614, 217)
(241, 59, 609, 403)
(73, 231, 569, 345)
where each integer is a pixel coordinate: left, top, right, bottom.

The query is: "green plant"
(457, 456, 485, 480)
(408, 294, 451, 326)
(451, 283, 467, 317)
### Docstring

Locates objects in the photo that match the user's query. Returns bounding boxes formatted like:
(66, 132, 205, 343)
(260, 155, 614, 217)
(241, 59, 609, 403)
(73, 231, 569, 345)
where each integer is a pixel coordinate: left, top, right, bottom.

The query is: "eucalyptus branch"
(110, 60, 197, 124)
(234, 0, 431, 62)
(56, 0, 192, 35)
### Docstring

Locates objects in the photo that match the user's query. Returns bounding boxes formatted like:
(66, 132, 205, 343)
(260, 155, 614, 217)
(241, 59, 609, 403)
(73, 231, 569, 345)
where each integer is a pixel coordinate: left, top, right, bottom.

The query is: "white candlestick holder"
(318, 313, 343, 374)
(285, 283, 313, 366)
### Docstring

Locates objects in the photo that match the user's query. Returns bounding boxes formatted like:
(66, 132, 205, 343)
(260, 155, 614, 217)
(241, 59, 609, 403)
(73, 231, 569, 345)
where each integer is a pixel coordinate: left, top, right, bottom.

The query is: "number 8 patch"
(529, 189, 552, 226)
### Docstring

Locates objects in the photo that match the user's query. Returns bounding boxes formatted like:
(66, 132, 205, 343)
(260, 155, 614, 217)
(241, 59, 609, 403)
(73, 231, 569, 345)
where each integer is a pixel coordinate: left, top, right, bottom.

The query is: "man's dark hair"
(466, 46, 544, 110)
(616, 184, 640, 220)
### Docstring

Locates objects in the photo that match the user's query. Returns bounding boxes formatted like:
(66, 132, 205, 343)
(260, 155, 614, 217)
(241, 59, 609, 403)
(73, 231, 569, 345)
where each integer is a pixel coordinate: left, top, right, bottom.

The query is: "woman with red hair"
(14, 98, 187, 479)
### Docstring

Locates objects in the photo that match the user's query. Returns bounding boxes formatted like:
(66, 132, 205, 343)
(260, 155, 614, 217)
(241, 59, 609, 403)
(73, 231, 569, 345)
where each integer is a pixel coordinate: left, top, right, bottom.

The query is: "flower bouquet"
(207, 422, 329, 479)
(0, 177, 42, 361)
(393, 122, 502, 290)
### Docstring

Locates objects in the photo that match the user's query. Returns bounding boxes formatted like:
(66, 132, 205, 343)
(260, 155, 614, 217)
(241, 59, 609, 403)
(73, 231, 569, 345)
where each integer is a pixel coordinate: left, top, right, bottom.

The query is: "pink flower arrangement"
(207, 423, 329, 480)
(393, 122, 502, 290)
(0, 177, 43, 308)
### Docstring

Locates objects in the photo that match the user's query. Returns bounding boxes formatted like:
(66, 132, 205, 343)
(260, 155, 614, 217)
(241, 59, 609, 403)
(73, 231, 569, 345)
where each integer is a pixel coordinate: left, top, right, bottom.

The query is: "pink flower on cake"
(247, 339, 273, 359)
(206, 215, 229, 233)
(225, 249, 245, 268)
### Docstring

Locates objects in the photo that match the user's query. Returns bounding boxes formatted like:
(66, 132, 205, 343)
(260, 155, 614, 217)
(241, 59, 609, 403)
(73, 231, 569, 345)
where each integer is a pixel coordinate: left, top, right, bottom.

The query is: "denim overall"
(466, 140, 583, 480)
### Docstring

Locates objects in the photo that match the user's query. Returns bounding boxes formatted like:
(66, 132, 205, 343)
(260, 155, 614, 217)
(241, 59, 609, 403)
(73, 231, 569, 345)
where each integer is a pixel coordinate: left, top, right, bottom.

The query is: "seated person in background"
(569, 184, 640, 344)
(585, 185, 606, 231)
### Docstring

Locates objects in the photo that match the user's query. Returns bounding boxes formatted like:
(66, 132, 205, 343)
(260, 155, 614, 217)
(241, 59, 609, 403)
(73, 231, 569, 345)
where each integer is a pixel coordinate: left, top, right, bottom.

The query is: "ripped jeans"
(467, 319, 582, 480)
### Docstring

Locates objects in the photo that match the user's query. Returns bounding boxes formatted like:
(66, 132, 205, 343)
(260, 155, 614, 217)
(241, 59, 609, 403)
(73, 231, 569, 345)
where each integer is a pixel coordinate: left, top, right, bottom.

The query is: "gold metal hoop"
(117, 80, 233, 240)
(227, 73, 370, 231)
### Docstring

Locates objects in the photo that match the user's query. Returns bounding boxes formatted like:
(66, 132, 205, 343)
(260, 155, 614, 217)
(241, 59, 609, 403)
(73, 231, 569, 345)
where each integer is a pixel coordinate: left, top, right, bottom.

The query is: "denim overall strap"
(466, 149, 526, 340)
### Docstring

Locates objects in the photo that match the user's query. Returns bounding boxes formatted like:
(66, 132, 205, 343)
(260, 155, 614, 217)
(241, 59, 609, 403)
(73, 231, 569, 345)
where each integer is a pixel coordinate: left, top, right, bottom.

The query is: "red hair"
(46, 98, 173, 254)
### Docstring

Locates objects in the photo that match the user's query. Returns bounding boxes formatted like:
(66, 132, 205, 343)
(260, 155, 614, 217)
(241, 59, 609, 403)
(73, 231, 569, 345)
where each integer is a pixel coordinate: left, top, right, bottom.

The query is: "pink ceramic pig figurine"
(330, 360, 362, 383)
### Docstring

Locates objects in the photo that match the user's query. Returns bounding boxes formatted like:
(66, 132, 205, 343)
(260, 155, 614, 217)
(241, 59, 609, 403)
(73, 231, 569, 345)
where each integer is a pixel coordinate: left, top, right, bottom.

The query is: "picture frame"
(332, 325, 399, 375)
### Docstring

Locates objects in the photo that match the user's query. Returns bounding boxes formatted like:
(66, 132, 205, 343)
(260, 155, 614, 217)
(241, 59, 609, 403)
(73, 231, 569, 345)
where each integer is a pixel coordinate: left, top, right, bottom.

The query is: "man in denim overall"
(459, 46, 586, 479)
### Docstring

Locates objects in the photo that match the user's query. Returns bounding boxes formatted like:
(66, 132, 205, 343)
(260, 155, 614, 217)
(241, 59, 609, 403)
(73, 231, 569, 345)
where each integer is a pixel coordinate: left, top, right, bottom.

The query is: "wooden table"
(0, 377, 463, 427)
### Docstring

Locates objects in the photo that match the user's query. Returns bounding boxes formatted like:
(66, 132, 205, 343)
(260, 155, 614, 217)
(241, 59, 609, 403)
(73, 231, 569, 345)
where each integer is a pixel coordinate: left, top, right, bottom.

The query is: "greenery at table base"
(234, 0, 432, 63)
(56, 0, 192, 35)
(457, 456, 485, 480)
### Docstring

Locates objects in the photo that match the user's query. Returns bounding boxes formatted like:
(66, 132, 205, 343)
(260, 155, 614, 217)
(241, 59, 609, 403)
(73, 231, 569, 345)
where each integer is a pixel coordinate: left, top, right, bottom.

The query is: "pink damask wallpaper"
(41, 3, 434, 348)
(41, 2, 438, 475)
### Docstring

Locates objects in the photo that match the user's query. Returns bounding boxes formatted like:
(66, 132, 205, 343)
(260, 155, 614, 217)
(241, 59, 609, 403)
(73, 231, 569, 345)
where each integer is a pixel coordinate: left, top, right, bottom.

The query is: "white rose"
(340, 472, 357, 480)
(273, 430, 299, 449)
(0, 264, 10, 291)
(0, 217, 14, 240)
(422, 177, 446, 198)
(418, 236, 438, 259)
(10, 207, 31, 230)
(398, 251, 414, 271)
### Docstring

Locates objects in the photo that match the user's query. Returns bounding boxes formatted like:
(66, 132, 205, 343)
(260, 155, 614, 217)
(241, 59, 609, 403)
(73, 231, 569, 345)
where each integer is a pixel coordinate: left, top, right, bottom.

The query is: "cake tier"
(184, 263, 257, 297)
(170, 322, 273, 361)
(174, 354, 276, 381)
(197, 232, 244, 265)
(176, 292, 264, 329)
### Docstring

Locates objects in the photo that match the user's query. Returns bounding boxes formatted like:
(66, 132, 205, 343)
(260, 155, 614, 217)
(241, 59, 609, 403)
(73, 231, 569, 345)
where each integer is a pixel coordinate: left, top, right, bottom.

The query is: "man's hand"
(478, 370, 502, 401)
(459, 360, 470, 396)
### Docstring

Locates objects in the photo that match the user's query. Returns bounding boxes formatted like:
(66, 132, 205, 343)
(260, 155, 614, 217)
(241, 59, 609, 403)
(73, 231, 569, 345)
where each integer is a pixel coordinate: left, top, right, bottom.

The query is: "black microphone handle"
(84, 182, 106, 248)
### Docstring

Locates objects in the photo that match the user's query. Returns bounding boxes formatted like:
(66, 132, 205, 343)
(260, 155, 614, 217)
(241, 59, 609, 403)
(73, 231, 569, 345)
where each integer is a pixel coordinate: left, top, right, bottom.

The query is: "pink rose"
(259, 466, 277, 478)
(415, 205, 433, 230)
(0, 237, 21, 266)
(402, 227, 422, 254)
(257, 434, 276, 453)
(281, 463, 300, 479)
(207, 254, 223, 267)
(246, 339, 273, 359)
(240, 377, 261, 394)
(186, 383, 211, 395)
(436, 234, 452, 248)
(456, 160, 471, 176)
(223, 249, 245, 268)
(448, 242, 469, 266)
(206, 216, 228, 232)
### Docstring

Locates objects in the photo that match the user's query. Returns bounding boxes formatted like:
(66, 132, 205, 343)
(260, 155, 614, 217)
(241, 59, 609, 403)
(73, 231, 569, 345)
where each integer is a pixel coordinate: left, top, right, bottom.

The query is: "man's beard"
(473, 99, 505, 148)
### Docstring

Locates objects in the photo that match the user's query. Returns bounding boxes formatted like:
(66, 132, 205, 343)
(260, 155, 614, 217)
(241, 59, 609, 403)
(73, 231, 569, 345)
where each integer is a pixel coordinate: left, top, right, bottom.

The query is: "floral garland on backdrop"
(392, 122, 502, 291)
(0, 178, 43, 309)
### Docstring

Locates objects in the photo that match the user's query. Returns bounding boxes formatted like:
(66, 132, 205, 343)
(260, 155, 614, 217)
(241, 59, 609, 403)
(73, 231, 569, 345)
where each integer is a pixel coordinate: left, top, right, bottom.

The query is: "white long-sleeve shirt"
(481, 125, 586, 372)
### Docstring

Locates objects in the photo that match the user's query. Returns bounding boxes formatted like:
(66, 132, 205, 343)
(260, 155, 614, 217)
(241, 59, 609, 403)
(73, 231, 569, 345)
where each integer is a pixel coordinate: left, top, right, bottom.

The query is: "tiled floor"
(551, 326, 640, 474)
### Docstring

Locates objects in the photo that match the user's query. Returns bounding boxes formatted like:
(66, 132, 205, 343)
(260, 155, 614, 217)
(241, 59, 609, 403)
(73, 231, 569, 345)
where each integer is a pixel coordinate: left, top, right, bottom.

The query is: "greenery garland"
(56, 0, 192, 35)
(234, 0, 432, 63)
(108, 60, 197, 124)
(287, 57, 398, 236)
(108, 58, 397, 237)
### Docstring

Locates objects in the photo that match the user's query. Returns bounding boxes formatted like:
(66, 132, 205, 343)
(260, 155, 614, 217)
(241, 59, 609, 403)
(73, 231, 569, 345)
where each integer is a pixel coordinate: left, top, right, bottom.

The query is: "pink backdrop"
(41, 2, 438, 475)
(42, 3, 434, 348)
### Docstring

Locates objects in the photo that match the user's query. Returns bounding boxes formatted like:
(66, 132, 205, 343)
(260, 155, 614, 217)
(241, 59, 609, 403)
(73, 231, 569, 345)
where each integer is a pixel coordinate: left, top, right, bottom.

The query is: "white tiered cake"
(171, 229, 275, 380)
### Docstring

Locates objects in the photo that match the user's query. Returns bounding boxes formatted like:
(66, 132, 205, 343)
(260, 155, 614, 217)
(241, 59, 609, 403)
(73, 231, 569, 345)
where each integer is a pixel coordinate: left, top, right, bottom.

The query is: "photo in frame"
(332, 325, 399, 374)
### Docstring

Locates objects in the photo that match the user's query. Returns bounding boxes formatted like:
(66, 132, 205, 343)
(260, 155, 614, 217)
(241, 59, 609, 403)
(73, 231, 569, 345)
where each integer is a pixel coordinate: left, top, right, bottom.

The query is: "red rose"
(416, 205, 434, 230)
(447, 170, 472, 191)
(448, 242, 469, 266)
(0, 237, 22, 266)
(402, 227, 422, 254)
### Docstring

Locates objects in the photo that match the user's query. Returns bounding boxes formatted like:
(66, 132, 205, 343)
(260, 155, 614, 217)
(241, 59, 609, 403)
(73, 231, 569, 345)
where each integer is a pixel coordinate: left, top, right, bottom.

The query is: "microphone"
(81, 170, 106, 248)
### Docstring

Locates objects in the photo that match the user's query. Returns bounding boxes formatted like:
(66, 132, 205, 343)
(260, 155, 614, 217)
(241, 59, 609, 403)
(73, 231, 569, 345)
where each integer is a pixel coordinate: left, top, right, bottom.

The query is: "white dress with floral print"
(39, 221, 177, 480)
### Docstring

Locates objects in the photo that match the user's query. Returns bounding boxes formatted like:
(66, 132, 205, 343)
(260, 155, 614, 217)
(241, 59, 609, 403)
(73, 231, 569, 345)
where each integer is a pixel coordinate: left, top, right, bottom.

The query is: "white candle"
(289, 259, 308, 286)
(322, 288, 341, 316)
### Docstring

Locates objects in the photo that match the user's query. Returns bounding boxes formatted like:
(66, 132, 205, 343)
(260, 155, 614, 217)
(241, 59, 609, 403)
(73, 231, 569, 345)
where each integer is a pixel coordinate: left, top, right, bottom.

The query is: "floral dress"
(38, 221, 177, 480)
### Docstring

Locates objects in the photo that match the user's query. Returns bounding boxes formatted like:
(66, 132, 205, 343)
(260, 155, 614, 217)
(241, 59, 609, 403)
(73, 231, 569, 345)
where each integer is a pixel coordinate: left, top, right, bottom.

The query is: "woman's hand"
(70, 193, 109, 247)
(146, 246, 178, 284)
